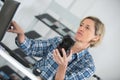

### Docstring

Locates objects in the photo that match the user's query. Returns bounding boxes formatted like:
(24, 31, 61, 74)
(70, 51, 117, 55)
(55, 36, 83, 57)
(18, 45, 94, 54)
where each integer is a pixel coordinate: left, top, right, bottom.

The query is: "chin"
(75, 36, 81, 42)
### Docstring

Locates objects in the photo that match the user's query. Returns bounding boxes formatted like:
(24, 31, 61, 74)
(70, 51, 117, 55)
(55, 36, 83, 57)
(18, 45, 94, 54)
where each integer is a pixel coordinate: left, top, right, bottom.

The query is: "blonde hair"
(81, 16, 105, 47)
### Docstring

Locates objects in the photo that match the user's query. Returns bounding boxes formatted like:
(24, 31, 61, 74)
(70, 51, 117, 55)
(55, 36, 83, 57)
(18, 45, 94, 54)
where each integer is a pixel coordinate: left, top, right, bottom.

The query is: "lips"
(77, 31, 83, 36)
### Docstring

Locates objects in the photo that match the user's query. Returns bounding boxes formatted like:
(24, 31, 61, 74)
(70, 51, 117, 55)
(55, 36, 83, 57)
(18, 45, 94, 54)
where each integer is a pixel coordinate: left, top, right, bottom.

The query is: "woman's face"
(75, 19, 98, 43)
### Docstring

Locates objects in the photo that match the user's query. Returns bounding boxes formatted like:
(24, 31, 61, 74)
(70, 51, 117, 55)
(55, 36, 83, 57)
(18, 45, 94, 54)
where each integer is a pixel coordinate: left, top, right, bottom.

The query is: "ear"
(91, 35, 100, 42)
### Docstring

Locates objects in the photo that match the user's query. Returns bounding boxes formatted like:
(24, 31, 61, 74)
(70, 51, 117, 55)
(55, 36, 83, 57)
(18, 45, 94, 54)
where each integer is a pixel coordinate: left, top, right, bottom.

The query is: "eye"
(80, 23, 83, 27)
(85, 26, 90, 30)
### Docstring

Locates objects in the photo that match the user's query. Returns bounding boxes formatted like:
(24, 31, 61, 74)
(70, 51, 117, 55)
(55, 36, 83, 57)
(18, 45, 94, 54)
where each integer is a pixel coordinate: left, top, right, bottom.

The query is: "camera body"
(57, 35, 75, 57)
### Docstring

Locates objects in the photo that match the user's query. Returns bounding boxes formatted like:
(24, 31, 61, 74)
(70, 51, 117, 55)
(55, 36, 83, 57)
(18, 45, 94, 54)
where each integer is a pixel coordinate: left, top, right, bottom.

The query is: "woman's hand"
(8, 21, 24, 35)
(7, 21, 25, 43)
(53, 48, 72, 67)
(53, 48, 72, 80)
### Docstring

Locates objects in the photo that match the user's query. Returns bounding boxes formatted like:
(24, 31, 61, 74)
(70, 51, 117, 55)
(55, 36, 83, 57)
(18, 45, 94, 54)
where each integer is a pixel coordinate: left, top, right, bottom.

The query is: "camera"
(57, 35, 75, 57)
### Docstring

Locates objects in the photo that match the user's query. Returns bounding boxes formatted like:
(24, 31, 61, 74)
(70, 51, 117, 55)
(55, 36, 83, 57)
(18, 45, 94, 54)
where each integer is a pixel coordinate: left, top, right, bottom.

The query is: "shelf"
(0, 43, 40, 80)
(35, 13, 75, 37)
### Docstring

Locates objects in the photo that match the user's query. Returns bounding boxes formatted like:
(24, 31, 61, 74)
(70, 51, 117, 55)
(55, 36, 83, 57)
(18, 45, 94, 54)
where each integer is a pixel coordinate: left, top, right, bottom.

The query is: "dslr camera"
(57, 35, 75, 57)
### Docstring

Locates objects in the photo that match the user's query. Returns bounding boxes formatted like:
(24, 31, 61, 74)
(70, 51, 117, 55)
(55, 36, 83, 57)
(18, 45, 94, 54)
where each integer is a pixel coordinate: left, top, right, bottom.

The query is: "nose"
(79, 26, 85, 32)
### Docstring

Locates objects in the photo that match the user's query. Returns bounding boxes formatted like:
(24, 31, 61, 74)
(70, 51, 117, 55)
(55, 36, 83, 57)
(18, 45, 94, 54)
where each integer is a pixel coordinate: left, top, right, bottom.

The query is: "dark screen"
(0, 0, 20, 41)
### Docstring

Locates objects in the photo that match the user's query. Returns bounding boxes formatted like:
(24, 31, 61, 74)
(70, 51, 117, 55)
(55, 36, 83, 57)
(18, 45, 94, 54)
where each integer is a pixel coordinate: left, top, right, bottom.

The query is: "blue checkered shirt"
(16, 36, 95, 80)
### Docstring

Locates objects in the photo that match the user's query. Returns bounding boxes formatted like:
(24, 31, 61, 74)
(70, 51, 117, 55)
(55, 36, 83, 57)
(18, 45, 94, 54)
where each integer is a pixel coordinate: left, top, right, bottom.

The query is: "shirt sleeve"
(15, 36, 62, 57)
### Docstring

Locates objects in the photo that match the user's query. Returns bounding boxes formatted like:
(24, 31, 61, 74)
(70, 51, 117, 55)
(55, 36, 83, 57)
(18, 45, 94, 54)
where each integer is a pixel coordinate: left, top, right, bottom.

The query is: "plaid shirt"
(16, 36, 95, 80)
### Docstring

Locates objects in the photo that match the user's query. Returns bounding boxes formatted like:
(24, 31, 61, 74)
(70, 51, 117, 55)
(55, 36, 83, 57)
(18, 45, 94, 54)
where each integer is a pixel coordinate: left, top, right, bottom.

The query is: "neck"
(71, 41, 89, 53)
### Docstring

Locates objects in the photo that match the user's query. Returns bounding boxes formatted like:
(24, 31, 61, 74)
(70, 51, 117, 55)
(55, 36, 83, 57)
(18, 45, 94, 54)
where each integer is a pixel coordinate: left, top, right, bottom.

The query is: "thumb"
(7, 29, 17, 33)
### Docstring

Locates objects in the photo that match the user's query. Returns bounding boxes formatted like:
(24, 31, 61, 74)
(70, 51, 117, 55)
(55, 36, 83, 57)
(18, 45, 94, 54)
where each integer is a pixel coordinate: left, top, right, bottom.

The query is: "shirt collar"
(76, 48, 88, 60)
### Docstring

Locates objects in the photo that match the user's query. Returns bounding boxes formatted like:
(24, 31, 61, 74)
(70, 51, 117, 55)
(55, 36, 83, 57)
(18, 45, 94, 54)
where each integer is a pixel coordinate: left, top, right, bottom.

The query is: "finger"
(7, 29, 16, 33)
(55, 49, 62, 61)
(11, 21, 17, 28)
(53, 50, 56, 60)
(7, 29, 18, 33)
(11, 21, 17, 26)
(53, 50, 60, 64)
(62, 48, 67, 59)
(11, 21, 21, 30)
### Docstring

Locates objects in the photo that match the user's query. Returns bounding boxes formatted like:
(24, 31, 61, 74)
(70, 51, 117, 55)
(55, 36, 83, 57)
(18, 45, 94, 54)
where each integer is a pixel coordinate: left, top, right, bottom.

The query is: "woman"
(8, 16, 105, 80)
